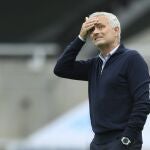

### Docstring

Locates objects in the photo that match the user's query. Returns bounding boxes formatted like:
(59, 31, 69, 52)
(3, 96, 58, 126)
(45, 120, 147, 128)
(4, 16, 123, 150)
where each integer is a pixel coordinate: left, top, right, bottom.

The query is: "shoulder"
(125, 48, 140, 56)
(124, 48, 144, 61)
(116, 44, 142, 60)
(124, 48, 148, 68)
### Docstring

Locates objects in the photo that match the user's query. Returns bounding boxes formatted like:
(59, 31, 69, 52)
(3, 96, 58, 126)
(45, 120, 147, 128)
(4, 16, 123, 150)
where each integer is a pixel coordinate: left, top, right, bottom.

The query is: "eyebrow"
(95, 22, 105, 26)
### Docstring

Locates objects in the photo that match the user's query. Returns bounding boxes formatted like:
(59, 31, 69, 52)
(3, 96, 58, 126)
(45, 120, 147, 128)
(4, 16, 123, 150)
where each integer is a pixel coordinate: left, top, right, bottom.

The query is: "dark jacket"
(54, 37, 150, 142)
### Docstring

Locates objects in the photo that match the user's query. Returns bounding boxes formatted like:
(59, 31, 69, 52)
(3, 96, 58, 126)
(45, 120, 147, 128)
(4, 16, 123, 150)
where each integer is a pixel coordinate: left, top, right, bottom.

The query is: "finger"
(84, 21, 96, 28)
(84, 16, 98, 22)
(83, 24, 94, 30)
(85, 24, 95, 33)
(85, 19, 98, 25)
(87, 16, 98, 22)
(85, 17, 88, 21)
(86, 25, 94, 31)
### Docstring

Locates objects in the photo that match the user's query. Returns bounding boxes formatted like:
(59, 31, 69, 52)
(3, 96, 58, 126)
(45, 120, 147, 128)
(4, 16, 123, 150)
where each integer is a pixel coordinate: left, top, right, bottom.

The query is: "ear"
(114, 26, 119, 32)
(114, 26, 120, 36)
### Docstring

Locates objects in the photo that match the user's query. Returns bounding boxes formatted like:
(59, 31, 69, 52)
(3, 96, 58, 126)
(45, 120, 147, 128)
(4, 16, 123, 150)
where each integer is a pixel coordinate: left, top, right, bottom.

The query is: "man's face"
(89, 15, 119, 47)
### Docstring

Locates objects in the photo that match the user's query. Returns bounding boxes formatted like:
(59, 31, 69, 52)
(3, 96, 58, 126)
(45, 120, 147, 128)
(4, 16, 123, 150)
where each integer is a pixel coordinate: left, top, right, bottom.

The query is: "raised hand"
(79, 16, 98, 41)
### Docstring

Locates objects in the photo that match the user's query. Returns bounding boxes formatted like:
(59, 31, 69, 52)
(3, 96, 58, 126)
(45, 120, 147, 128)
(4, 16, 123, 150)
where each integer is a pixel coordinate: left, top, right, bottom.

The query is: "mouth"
(94, 37, 103, 41)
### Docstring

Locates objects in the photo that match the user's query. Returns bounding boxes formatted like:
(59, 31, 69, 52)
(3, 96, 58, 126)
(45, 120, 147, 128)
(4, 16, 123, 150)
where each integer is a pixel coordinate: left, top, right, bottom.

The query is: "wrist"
(123, 127, 140, 143)
(78, 35, 86, 42)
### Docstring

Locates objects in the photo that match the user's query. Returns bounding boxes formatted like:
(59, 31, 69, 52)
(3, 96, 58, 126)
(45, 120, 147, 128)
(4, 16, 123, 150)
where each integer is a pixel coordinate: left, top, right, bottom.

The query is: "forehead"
(91, 15, 109, 24)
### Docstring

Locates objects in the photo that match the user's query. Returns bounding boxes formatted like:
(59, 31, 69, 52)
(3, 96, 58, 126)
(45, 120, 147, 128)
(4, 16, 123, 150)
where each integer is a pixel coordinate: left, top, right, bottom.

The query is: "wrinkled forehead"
(90, 15, 110, 25)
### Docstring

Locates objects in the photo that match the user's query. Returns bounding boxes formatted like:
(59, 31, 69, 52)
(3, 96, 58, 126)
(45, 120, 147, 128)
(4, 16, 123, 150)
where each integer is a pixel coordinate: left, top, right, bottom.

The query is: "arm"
(123, 52, 150, 142)
(54, 17, 98, 81)
(54, 37, 93, 81)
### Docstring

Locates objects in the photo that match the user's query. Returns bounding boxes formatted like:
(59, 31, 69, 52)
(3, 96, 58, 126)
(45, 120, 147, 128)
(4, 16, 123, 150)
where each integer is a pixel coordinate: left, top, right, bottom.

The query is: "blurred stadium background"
(0, 0, 149, 149)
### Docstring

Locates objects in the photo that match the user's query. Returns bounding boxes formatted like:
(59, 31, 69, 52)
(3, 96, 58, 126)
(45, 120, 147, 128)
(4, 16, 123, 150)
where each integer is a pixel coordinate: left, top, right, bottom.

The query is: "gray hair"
(89, 12, 121, 41)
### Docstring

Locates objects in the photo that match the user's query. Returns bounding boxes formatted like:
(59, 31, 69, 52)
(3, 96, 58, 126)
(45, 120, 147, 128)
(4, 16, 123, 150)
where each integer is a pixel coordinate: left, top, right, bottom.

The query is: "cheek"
(89, 34, 93, 39)
(106, 30, 115, 39)
(90, 33, 97, 41)
(89, 34, 94, 41)
(102, 28, 110, 36)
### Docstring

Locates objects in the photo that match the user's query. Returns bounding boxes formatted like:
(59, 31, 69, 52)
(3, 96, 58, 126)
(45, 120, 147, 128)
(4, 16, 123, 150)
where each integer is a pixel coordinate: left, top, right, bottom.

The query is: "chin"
(95, 41, 106, 47)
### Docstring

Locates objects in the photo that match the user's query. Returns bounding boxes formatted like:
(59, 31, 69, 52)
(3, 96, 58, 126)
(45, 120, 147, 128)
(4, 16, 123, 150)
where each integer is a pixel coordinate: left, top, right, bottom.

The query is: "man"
(54, 12, 150, 150)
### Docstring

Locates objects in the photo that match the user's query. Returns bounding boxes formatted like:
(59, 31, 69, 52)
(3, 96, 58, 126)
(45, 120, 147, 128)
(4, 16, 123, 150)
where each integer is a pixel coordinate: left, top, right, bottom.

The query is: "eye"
(97, 24, 105, 29)
(89, 27, 94, 33)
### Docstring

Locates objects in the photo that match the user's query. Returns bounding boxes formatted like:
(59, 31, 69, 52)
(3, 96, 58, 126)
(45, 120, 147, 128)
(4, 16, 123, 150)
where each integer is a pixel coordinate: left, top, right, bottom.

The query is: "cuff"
(122, 127, 140, 142)
(78, 35, 86, 42)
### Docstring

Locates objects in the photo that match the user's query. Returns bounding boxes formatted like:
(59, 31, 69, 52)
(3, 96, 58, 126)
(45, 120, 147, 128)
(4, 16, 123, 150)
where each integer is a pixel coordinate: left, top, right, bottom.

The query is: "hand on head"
(79, 16, 98, 41)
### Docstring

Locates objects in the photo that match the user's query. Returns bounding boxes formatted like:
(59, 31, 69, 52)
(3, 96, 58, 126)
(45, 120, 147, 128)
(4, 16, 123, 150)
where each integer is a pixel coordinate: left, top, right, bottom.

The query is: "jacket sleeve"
(53, 37, 93, 81)
(123, 52, 150, 142)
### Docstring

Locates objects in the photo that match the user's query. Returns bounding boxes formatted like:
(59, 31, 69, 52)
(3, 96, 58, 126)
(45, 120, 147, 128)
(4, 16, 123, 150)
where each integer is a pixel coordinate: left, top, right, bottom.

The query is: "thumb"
(85, 17, 88, 21)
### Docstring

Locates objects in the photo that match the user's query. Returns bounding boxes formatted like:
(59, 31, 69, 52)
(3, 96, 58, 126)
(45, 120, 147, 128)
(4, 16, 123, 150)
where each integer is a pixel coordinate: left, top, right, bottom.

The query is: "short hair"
(89, 12, 121, 41)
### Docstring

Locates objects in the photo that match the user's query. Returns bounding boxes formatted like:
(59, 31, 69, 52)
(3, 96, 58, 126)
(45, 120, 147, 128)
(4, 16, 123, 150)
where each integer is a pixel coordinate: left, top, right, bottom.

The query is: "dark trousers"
(90, 131, 142, 150)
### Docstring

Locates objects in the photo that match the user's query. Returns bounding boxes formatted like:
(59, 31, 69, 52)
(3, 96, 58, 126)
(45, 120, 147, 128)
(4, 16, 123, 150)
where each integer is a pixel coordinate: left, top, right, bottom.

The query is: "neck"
(98, 41, 119, 57)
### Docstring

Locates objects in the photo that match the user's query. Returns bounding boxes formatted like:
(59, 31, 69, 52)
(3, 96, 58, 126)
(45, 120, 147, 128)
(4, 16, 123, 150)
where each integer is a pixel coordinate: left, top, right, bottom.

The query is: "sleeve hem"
(122, 127, 141, 142)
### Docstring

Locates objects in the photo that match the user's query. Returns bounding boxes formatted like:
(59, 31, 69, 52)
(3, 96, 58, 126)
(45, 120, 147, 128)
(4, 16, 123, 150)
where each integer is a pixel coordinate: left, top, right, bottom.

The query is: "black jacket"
(54, 37, 150, 142)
